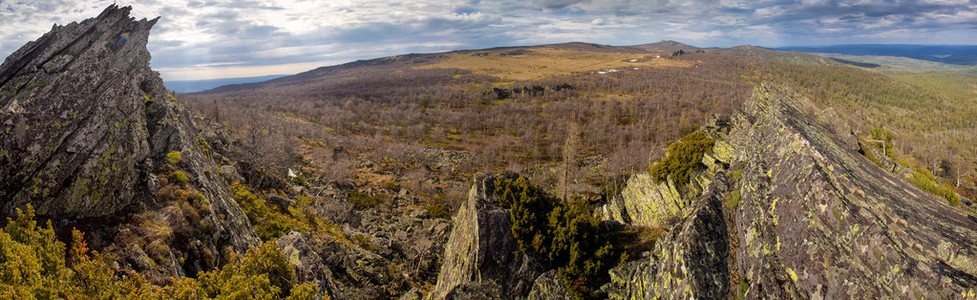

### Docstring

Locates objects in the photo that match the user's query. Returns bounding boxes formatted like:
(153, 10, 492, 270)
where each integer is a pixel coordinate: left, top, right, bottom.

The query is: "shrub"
(231, 184, 298, 240)
(907, 168, 960, 206)
(166, 151, 182, 164)
(868, 127, 894, 159)
(649, 131, 715, 186)
(494, 176, 621, 298)
(381, 180, 401, 191)
(290, 176, 308, 187)
(347, 191, 385, 209)
(168, 171, 189, 185)
(426, 203, 451, 219)
(0, 205, 319, 298)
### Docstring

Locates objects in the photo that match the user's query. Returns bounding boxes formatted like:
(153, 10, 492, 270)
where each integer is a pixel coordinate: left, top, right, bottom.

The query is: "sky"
(1, 0, 976, 81)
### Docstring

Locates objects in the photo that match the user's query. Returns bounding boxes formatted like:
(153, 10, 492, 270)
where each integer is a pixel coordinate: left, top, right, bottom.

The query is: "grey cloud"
(3, 0, 977, 81)
(532, 0, 590, 10)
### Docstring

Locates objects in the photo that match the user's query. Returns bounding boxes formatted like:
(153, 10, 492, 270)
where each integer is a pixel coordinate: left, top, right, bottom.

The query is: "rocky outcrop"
(603, 171, 730, 299)
(598, 116, 733, 229)
(0, 5, 257, 279)
(730, 83, 977, 298)
(526, 270, 571, 300)
(278, 231, 339, 298)
(597, 172, 683, 228)
(428, 173, 545, 299)
(605, 82, 977, 298)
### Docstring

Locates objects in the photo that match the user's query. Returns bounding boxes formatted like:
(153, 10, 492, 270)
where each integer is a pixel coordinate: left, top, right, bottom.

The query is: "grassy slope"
(416, 48, 692, 81)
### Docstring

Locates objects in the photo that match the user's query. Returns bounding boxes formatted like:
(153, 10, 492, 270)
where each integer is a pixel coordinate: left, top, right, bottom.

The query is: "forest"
(182, 47, 977, 214)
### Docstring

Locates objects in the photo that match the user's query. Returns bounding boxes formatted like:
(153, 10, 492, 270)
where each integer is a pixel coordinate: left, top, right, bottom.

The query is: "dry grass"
(416, 48, 693, 81)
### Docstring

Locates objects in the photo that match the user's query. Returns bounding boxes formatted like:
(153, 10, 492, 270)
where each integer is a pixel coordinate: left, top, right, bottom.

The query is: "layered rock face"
(730, 83, 977, 298)
(429, 173, 545, 299)
(604, 83, 977, 298)
(603, 173, 730, 299)
(0, 5, 257, 278)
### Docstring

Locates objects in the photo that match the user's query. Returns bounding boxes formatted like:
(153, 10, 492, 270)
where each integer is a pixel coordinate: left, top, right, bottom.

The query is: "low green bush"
(290, 176, 308, 187)
(168, 171, 189, 185)
(166, 151, 182, 164)
(494, 176, 621, 299)
(426, 203, 451, 219)
(0, 205, 318, 298)
(231, 184, 297, 240)
(649, 131, 715, 186)
(907, 168, 960, 206)
(347, 191, 385, 209)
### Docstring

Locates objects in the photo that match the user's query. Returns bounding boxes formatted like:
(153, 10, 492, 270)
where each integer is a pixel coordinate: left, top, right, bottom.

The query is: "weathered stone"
(601, 172, 684, 229)
(428, 173, 545, 299)
(730, 83, 977, 298)
(605, 82, 977, 299)
(527, 270, 571, 300)
(0, 4, 258, 279)
(278, 231, 339, 299)
(603, 172, 730, 299)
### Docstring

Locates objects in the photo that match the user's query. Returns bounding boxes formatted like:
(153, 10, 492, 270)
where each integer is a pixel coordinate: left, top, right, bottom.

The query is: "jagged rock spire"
(0, 5, 257, 277)
(0, 5, 164, 217)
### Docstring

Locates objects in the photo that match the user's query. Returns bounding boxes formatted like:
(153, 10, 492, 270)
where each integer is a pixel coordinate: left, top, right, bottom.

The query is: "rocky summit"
(0, 5, 257, 280)
(599, 83, 977, 298)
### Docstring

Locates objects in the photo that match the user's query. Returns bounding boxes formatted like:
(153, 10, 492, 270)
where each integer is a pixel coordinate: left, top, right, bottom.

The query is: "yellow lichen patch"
(786, 267, 799, 282)
(416, 48, 693, 81)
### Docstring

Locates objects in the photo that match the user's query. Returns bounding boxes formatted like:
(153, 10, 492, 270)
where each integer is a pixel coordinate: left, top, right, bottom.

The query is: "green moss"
(24, 81, 46, 90)
(166, 151, 182, 164)
(346, 191, 385, 209)
(725, 190, 741, 208)
(736, 279, 749, 300)
(649, 131, 716, 186)
(169, 171, 189, 185)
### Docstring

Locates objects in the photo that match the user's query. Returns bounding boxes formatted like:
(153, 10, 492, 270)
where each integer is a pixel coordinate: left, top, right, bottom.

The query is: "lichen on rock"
(428, 173, 545, 299)
(0, 4, 257, 280)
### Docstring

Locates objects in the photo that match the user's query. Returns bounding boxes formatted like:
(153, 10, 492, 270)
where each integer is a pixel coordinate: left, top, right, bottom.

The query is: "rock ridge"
(0, 4, 257, 279)
(604, 82, 977, 298)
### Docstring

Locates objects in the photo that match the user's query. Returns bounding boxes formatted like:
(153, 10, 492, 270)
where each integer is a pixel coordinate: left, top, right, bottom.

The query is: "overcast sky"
(2, 0, 975, 81)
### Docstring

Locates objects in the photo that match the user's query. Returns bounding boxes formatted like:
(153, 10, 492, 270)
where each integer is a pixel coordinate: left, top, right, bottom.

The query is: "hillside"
(2, 5, 977, 300)
(778, 44, 977, 66)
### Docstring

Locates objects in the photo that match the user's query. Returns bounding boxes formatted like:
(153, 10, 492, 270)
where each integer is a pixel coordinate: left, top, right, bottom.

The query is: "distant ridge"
(166, 74, 287, 93)
(630, 40, 701, 53)
(194, 40, 703, 94)
(776, 44, 977, 65)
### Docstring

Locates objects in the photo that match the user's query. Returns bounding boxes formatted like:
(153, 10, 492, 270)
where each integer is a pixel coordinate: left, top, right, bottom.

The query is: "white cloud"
(1, 0, 975, 81)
